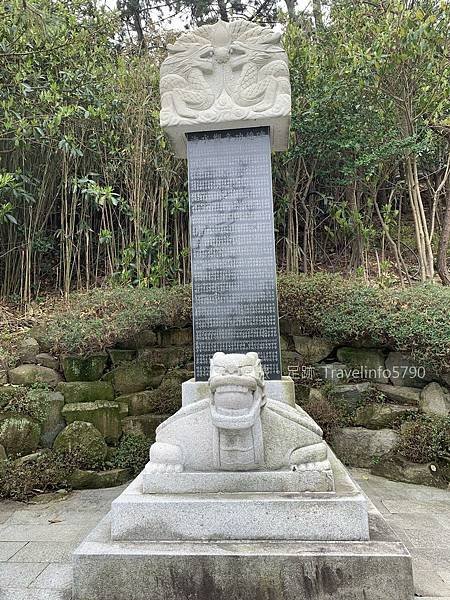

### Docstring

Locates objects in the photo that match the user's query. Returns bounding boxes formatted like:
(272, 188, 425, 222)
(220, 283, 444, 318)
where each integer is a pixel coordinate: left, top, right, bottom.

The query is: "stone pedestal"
(73, 507, 413, 600)
(113, 450, 368, 542)
(72, 373, 413, 599)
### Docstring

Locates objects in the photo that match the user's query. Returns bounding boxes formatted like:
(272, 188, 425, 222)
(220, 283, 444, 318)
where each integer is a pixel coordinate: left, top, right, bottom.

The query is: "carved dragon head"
(209, 352, 266, 431)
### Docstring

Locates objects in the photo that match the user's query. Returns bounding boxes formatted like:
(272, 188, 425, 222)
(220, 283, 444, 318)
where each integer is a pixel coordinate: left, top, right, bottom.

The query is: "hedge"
(3, 274, 449, 373)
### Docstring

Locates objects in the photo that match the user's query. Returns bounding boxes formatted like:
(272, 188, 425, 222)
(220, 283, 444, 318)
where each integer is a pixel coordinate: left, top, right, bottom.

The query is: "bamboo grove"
(1, 0, 450, 303)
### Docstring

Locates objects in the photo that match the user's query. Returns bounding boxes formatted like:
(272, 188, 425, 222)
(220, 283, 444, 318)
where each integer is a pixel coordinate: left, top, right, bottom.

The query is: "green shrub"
(361, 386, 388, 404)
(0, 450, 80, 501)
(6, 273, 450, 373)
(302, 395, 344, 440)
(278, 274, 450, 373)
(139, 368, 190, 415)
(113, 433, 151, 476)
(397, 415, 450, 463)
(31, 285, 192, 355)
(0, 384, 51, 423)
(321, 383, 363, 424)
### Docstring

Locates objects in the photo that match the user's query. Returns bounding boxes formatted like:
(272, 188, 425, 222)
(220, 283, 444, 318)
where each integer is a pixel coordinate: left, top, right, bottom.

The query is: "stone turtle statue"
(147, 352, 333, 479)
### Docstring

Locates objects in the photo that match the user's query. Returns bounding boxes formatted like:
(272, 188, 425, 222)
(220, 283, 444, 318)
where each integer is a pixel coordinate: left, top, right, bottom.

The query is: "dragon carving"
(160, 19, 291, 127)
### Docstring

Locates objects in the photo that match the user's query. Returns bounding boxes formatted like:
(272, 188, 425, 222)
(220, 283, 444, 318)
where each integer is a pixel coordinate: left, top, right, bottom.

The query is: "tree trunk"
(217, 0, 229, 21)
(284, 0, 296, 21)
(405, 156, 434, 281)
(131, 2, 146, 51)
(312, 0, 323, 29)
(437, 182, 450, 285)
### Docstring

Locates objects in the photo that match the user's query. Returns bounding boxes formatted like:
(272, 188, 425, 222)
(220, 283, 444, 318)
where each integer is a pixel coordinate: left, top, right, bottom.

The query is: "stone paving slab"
(29, 563, 73, 590)
(0, 472, 448, 599)
(10, 542, 74, 563)
(0, 542, 27, 562)
(414, 570, 450, 597)
(0, 562, 47, 587)
(351, 469, 450, 599)
(0, 523, 90, 543)
(2, 589, 71, 600)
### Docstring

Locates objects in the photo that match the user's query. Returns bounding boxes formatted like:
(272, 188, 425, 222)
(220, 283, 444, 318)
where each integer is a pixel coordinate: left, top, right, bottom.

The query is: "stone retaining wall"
(1, 324, 449, 490)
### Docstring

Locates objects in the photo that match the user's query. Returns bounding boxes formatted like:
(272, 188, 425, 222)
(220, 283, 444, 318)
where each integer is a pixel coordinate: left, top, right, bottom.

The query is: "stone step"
(111, 451, 369, 543)
(73, 511, 413, 600)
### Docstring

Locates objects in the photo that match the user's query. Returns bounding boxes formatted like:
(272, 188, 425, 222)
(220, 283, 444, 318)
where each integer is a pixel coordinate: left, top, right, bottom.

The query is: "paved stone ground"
(0, 468, 448, 600)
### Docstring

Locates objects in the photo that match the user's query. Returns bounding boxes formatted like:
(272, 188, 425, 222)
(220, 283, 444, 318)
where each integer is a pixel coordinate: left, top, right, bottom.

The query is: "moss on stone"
(57, 381, 114, 403)
(0, 416, 40, 457)
(8, 364, 62, 388)
(62, 401, 121, 443)
(53, 421, 107, 468)
(68, 467, 131, 489)
(117, 368, 191, 416)
(62, 353, 108, 382)
(103, 361, 166, 395)
(107, 349, 137, 366)
(121, 414, 168, 438)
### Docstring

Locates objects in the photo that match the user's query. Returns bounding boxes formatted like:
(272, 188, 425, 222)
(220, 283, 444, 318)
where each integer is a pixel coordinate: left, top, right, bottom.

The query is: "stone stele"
(73, 352, 413, 599)
(159, 19, 291, 157)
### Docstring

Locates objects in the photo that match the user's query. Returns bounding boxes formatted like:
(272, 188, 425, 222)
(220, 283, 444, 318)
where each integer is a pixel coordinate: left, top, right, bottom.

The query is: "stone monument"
(72, 19, 414, 600)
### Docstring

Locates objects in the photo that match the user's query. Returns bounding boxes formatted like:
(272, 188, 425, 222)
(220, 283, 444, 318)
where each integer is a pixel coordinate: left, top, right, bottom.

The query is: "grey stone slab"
(0, 542, 27, 562)
(111, 473, 369, 542)
(439, 571, 450, 585)
(29, 563, 73, 590)
(403, 527, 450, 548)
(73, 513, 413, 600)
(7, 509, 107, 528)
(142, 467, 332, 494)
(410, 548, 450, 571)
(362, 496, 391, 515)
(0, 523, 93, 543)
(436, 515, 450, 530)
(10, 542, 74, 563)
(2, 590, 71, 600)
(383, 512, 444, 531)
(413, 570, 450, 597)
(411, 555, 436, 572)
(381, 499, 450, 514)
(0, 562, 46, 587)
(385, 527, 415, 548)
(0, 512, 15, 525)
(354, 470, 450, 503)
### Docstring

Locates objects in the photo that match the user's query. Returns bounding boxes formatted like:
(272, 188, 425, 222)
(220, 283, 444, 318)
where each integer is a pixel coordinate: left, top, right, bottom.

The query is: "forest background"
(1, 0, 450, 304)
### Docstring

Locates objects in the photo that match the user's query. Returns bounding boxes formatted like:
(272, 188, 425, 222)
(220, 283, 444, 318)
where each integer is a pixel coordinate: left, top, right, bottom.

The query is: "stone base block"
(111, 452, 368, 542)
(73, 510, 414, 600)
(141, 467, 332, 494)
(141, 443, 347, 495)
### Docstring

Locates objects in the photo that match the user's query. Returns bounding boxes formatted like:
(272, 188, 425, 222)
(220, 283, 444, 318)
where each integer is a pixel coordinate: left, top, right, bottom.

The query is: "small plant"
(397, 415, 450, 464)
(362, 386, 388, 404)
(113, 433, 152, 476)
(302, 395, 344, 440)
(0, 449, 82, 501)
(0, 384, 51, 423)
(323, 384, 362, 423)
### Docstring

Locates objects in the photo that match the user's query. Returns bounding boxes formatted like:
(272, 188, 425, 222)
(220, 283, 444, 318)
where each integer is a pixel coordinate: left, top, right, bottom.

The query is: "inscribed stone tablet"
(187, 127, 281, 381)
